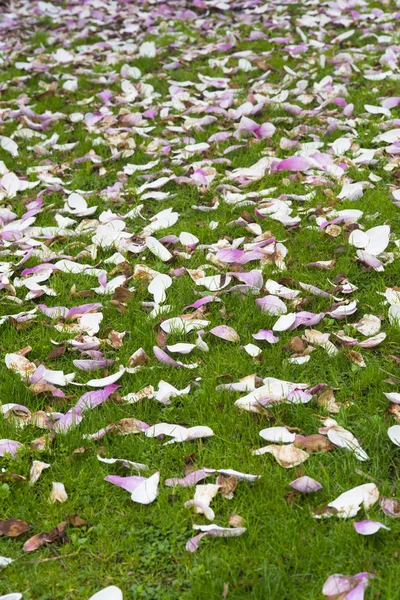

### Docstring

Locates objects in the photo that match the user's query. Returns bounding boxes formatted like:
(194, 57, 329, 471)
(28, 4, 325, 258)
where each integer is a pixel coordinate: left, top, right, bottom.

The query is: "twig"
(49, 545, 69, 570)
(379, 368, 400, 382)
(23, 551, 78, 565)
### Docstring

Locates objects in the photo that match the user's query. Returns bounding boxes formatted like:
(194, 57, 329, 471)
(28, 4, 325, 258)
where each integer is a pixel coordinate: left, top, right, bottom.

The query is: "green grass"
(1, 0, 400, 598)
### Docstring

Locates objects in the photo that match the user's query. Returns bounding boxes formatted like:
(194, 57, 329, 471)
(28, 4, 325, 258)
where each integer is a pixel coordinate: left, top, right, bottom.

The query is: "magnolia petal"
(253, 444, 309, 468)
(354, 520, 390, 535)
(384, 392, 400, 405)
(89, 586, 123, 600)
(85, 368, 125, 388)
(50, 482, 68, 503)
(209, 325, 240, 343)
(0, 440, 23, 458)
(290, 476, 322, 493)
(388, 425, 400, 446)
(252, 329, 279, 343)
(272, 313, 296, 332)
(130, 472, 160, 504)
(259, 427, 296, 443)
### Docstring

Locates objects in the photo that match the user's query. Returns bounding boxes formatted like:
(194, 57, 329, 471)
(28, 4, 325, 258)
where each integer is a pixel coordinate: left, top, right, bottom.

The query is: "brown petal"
(294, 434, 335, 453)
(0, 518, 30, 537)
(217, 475, 238, 498)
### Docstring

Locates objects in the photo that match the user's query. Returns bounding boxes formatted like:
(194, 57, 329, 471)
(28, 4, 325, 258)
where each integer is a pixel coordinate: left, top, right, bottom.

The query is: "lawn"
(0, 0, 400, 599)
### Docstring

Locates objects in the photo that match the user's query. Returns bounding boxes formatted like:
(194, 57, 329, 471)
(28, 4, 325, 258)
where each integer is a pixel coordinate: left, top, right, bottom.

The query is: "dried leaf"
(0, 518, 30, 537)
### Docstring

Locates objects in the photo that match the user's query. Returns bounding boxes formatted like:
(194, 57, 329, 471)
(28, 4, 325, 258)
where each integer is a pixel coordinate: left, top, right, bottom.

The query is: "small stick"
(23, 552, 79, 565)
(48, 545, 69, 570)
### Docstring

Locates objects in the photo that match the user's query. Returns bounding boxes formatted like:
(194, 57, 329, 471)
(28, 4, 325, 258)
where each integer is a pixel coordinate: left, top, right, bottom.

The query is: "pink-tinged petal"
(186, 532, 207, 552)
(356, 332, 386, 348)
(52, 408, 83, 433)
(0, 439, 23, 457)
(73, 359, 115, 371)
(328, 301, 358, 319)
(252, 329, 279, 343)
(76, 384, 119, 411)
(183, 296, 221, 311)
(153, 346, 180, 367)
(323, 574, 360, 596)
(165, 469, 215, 487)
(293, 311, 325, 329)
(105, 474, 145, 493)
(256, 295, 287, 315)
(66, 303, 102, 318)
(380, 497, 400, 517)
(230, 271, 264, 289)
(184, 499, 215, 521)
(209, 325, 240, 343)
(354, 520, 390, 535)
(357, 251, 384, 272)
(186, 426, 214, 441)
(346, 582, 368, 600)
(290, 476, 322, 493)
(277, 156, 313, 171)
(37, 304, 69, 318)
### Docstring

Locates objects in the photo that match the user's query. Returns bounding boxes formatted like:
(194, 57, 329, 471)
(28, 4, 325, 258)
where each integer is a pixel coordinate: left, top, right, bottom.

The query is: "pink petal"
(186, 532, 207, 552)
(256, 295, 287, 315)
(0, 439, 23, 457)
(209, 325, 240, 342)
(290, 476, 322, 493)
(277, 156, 314, 171)
(353, 520, 390, 535)
(252, 329, 279, 343)
(104, 474, 146, 493)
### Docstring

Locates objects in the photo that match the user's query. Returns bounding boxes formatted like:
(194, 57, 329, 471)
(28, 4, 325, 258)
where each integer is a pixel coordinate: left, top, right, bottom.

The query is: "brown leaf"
(29, 382, 60, 396)
(72, 447, 87, 455)
(22, 515, 88, 552)
(184, 452, 197, 465)
(30, 435, 53, 452)
(9, 317, 33, 331)
(155, 324, 168, 347)
(70, 287, 93, 298)
(16, 346, 32, 356)
(0, 518, 30, 537)
(228, 514, 244, 528)
(128, 347, 149, 367)
(47, 345, 66, 360)
(318, 388, 341, 414)
(222, 583, 229, 599)
(0, 473, 27, 483)
(117, 418, 143, 435)
(110, 299, 127, 314)
(23, 522, 68, 552)
(67, 514, 89, 527)
(347, 350, 366, 367)
(283, 336, 306, 354)
(113, 287, 133, 303)
(388, 355, 400, 365)
(388, 404, 400, 422)
(102, 329, 126, 349)
(294, 434, 335, 453)
(217, 475, 238, 498)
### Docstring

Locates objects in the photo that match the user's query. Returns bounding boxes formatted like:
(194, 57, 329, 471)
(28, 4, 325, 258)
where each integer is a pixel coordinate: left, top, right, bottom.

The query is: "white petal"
(259, 427, 296, 443)
(131, 472, 160, 504)
(85, 368, 125, 388)
(89, 586, 123, 600)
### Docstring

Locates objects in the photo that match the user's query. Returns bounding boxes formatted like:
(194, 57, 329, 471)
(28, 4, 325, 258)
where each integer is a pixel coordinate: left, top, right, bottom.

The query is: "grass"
(0, 0, 400, 598)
